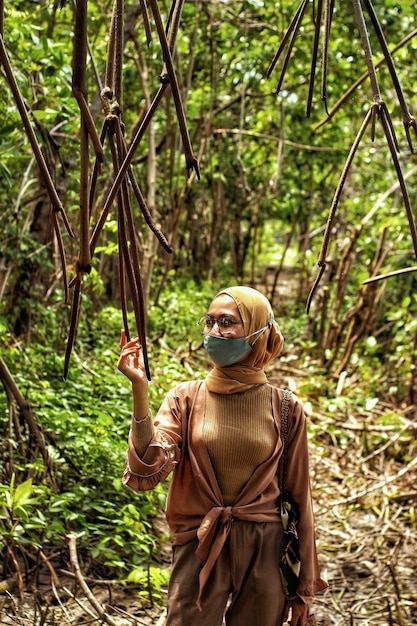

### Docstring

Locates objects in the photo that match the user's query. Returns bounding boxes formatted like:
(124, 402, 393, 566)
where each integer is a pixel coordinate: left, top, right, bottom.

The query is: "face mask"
(203, 323, 270, 368)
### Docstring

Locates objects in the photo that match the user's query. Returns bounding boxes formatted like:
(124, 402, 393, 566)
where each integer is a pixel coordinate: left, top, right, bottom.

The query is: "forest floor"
(2, 292, 417, 626)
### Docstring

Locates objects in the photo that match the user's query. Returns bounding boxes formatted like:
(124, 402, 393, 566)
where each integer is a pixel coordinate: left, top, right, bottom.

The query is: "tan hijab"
(205, 286, 284, 394)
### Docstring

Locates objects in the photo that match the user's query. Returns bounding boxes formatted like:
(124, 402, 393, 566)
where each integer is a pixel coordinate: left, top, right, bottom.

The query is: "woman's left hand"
(282, 597, 310, 625)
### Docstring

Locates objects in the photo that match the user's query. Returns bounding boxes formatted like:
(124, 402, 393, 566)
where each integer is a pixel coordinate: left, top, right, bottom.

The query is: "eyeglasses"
(197, 315, 243, 335)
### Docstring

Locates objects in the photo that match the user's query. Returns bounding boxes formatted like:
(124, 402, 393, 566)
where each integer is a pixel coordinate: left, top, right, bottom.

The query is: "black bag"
(278, 389, 301, 596)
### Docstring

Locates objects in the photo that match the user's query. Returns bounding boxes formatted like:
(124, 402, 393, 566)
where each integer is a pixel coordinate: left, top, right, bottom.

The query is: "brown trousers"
(166, 520, 286, 626)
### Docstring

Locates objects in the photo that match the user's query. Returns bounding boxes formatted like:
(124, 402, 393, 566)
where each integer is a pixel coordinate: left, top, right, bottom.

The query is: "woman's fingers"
(117, 334, 145, 382)
(133, 345, 140, 369)
(120, 329, 142, 349)
(120, 329, 126, 349)
(119, 346, 141, 366)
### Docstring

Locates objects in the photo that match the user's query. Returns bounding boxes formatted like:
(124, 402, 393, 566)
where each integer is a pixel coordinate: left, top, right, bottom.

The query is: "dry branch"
(0, 357, 52, 471)
(67, 533, 120, 626)
(328, 456, 417, 508)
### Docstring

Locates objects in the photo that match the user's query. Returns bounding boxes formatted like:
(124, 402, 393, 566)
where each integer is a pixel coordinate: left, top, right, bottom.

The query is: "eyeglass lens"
(199, 316, 238, 333)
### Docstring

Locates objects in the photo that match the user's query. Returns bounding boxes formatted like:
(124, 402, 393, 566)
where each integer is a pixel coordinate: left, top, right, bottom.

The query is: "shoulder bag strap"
(279, 388, 293, 493)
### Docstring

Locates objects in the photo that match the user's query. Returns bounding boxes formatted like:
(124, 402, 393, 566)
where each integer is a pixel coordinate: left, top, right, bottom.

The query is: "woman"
(118, 286, 327, 626)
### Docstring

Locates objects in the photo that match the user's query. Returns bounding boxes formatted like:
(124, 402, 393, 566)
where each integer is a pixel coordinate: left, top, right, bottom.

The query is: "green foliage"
(3, 0, 416, 288)
(149, 279, 213, 344)
(0, 281, 215, 596)
(0, 341, 165, 577)
(1, 0, 417, 606)
(1, 270, 416, 605)
(127, 565, 171, 604)
(0, 476, 44, 544)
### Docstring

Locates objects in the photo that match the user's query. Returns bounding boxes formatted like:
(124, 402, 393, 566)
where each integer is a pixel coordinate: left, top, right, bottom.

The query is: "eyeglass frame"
(197, 315, 243, 336)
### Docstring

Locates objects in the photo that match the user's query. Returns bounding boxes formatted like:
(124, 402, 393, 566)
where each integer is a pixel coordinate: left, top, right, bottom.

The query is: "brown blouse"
(203, 384, 276, 505)
(123, 380, 327, 603)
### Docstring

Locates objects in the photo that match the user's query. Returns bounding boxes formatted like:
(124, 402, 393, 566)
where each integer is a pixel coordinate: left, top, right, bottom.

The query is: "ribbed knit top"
(203, 384, 277, 505)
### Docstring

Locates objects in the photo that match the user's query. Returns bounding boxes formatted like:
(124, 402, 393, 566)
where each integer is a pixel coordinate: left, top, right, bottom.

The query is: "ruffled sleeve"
(122, 386, 186, 491)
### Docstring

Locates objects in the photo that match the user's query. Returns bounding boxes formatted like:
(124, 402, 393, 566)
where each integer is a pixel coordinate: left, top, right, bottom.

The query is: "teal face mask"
(203, 323, 270, 367)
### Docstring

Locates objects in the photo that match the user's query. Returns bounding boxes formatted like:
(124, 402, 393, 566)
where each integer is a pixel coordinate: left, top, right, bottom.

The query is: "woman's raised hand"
(117, 330, 147, 386)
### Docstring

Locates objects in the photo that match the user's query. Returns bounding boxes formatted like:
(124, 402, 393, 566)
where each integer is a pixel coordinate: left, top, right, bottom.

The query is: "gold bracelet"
(132, 411, 151, 424)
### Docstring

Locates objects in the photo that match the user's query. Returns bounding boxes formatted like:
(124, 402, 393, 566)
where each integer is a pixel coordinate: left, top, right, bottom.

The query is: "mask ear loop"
(247, 313, 274, 347)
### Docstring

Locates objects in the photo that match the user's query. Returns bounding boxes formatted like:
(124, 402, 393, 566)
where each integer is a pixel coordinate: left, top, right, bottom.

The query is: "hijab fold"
(205, 286, 284, 394)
